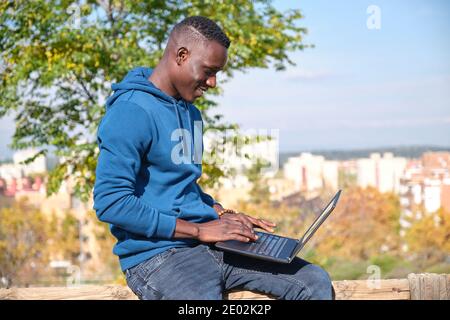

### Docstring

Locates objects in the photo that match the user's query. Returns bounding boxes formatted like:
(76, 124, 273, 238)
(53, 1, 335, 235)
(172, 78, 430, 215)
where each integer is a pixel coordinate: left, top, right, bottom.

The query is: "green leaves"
(0, 0, 307, 200)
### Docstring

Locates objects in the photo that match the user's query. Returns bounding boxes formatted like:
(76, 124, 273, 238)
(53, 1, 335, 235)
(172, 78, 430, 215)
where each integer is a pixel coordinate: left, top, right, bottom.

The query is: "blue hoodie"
(93, 67, 219, 271)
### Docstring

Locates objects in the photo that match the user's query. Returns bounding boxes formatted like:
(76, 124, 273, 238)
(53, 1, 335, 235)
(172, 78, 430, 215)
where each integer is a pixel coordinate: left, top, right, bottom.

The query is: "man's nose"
(206, 75, 216, 88)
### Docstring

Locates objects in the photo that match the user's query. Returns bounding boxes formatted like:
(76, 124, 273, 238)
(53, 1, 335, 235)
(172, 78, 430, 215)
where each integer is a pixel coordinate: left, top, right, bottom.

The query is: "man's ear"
(176, 47, 189, 65)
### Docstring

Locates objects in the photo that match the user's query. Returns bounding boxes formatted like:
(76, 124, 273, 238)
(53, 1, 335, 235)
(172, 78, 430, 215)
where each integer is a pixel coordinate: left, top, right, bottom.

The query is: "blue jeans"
(125, 244, 333, 300)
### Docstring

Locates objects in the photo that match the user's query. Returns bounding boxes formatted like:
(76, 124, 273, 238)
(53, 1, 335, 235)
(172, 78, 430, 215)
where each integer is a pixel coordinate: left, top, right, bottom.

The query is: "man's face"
(172, 40, 228, 103)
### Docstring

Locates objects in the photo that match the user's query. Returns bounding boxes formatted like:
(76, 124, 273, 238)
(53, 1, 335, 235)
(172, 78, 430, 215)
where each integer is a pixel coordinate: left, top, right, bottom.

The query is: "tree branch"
(97, 0, 115, 26)
(71, 72, 96, 105)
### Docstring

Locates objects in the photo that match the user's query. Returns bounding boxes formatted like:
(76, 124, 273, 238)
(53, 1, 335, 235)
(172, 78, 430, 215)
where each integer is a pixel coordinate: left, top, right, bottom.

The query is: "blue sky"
(213, 0, 450, 151)
(1, 0, 449, 159)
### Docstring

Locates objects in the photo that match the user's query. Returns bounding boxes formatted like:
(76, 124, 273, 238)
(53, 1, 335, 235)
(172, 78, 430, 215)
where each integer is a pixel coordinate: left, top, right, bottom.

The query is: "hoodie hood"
(107, 67, 192, 157)
(106, 67, 178, 109)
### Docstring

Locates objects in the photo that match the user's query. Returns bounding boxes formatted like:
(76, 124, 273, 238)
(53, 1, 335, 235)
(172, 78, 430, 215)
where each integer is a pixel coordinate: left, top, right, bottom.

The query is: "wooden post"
(408, 273, 450, 300)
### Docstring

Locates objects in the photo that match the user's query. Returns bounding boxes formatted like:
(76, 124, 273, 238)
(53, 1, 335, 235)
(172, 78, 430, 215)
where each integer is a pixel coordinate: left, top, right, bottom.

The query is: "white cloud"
(307, 117, 450, 130)
(283, 68, 335, 81)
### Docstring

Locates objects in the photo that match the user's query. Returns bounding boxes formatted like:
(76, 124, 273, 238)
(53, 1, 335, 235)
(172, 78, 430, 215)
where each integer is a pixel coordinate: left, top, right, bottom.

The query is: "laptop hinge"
(291, 239, 304, 258)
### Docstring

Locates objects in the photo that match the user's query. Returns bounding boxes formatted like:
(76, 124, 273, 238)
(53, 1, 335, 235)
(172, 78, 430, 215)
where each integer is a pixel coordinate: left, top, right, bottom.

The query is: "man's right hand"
(173, 217, 258, 243)
(196, 219, 258, 243)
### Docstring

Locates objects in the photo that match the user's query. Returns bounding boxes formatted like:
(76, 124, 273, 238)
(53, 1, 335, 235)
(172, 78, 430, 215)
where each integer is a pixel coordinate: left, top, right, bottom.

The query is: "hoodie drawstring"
(184, 101, 195, 163)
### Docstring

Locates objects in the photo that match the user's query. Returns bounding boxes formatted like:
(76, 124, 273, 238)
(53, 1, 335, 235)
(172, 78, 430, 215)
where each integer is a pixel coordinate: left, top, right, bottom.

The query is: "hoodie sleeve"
(93, 102, 176, 239)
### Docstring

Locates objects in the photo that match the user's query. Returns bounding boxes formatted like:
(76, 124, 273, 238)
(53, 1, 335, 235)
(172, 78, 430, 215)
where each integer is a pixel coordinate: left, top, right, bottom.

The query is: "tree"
(405, 208, 450, 267)
(0, 199, 49, 287)
(47, 211, 80, 264)
(312, 187, 402, 261)
(245, 158, 271, 205)
(0, 197, 122, 286)
(88, 209, 122, 282)
(0, 0, 308, 201)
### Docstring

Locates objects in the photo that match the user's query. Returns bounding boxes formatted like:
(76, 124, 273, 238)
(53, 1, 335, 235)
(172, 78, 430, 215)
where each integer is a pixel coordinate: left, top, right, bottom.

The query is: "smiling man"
(93, 16, 332, 300)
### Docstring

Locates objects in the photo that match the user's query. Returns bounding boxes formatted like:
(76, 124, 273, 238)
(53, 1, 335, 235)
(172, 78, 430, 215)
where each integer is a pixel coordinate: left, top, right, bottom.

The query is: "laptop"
(215, 190, 342, 263)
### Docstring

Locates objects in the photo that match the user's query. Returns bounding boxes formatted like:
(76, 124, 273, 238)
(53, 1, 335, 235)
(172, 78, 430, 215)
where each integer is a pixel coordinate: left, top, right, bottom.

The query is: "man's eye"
(205, 70, 215, 77)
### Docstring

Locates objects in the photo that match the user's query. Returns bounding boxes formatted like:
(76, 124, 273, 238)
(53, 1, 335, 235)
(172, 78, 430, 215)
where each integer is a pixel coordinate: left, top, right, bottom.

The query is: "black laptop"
(215, 190, 342, 263)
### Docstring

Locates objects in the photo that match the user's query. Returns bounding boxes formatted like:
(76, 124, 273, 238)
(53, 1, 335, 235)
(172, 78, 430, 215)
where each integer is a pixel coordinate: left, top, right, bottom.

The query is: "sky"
(212, 0, 450, 152)
(1, 0, 449, 159)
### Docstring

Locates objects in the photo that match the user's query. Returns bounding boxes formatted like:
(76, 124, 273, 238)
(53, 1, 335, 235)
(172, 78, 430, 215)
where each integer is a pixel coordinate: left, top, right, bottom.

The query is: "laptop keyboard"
(247, 232, 288, 257)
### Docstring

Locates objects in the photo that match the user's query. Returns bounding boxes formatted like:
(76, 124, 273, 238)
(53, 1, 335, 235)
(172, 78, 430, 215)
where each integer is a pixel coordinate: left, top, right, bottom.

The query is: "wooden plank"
(408, 273, 420, 300)
(432, 274, 440, 300)
(332, 279, 410, 300)
(0, 281, 409, 300)
(447, 274, 450, 300)
(226, 291, 274, 300)
(440, 274, 449, 300)
(226, 279, 411, 300)
(423, 273, 434, 300)
(2, 274, 448, 300)
(408, 273, 450, 300)
(0, 285, 138, 300)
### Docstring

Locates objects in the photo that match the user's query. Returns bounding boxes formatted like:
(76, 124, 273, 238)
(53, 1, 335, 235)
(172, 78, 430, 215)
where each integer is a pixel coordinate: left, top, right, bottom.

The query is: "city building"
(283, 153, 339, 194)
(356, 152, 407, 193)
(204, 130, 280, 205)
(398, 152, 450, 238)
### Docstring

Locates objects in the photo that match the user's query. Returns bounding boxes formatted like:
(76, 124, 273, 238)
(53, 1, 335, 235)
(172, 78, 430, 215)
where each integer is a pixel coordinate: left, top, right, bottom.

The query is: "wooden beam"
(226, 279, 411, 300)
(331, 279, 410, 300)
(0, 285, 138, 300)
(0, 274, 448, 300)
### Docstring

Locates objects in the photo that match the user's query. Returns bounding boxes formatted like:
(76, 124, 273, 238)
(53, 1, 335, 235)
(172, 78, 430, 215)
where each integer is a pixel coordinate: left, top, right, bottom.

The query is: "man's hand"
(220, 211, 276, 234)
(196, 218, 258, 243)
(173, 209, 277, 243)
(213, 203, 277, 234)
(213, 203, 276, 232)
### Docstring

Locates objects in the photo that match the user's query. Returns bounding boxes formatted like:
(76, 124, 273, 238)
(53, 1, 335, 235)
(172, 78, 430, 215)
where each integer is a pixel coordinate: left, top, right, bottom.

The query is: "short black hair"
(172, 16, 231, 49)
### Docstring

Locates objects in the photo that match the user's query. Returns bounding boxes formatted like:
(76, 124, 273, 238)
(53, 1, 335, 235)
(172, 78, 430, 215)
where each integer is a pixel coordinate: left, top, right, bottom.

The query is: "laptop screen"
(299, 191, 340, 246)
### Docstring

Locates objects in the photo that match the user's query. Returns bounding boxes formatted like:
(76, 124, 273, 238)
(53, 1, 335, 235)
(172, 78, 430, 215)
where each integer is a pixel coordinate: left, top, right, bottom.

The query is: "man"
(93, 16, 332, 300)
